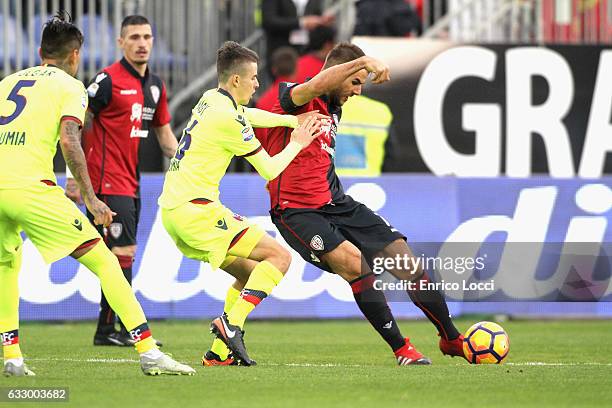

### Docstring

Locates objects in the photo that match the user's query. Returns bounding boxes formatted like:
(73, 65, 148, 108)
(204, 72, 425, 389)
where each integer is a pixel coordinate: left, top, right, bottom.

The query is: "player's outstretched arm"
(246, 116, 322, 180)
(245, 107, 328, 129)
(60, 119, 115, 227)
(244, 107, 298, 129)
(290, 56, 390, 107)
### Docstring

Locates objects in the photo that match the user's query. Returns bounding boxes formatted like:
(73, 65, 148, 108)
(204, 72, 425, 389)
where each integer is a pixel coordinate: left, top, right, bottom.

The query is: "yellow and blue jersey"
(158, 88, 262, 209)
(0, 65, 87, 189)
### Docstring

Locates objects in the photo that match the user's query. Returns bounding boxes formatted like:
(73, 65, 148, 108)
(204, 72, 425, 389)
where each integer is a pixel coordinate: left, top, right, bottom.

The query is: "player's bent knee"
(323, 245, 363, 282)
(269, 247, 291, 274)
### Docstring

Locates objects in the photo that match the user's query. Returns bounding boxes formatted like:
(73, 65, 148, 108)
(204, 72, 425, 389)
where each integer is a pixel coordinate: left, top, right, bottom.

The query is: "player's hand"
(65, 178, 83, 204)
(362, 56, 391, 84)
(321, 13, 336, 26)
(290, 115, 323, 148)
(301, 15, 323, 30)
(296, 110, 328, 127)
(85, 197, 116, 227)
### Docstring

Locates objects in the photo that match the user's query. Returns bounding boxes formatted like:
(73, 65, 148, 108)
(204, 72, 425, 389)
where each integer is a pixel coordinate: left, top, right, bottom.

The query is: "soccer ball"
(462, 321, 510, 364)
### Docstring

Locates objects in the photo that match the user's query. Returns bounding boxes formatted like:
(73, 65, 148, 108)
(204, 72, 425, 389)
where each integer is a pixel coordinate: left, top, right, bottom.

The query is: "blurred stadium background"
(1, 0, 611, 323)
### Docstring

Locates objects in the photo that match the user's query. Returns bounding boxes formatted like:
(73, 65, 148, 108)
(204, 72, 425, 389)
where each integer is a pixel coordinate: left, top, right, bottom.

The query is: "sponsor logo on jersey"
(0, 132, 26, 146)
(241, 126, 254, 142)
(216, 218, 228, 230)
(121, 89, 138, 95)
(130, 127, 149, 138)
(310, 235, 324, 251)
(321, 141, 335, 158)
(142, 106, 156, 122)
(109, 223, 123, 239)
(87, 82, 99, 97)
(150, 85, 160, 103)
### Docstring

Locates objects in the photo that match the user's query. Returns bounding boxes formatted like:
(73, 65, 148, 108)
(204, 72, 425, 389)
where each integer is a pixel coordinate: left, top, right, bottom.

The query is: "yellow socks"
(76, 243, 157, 354)
(1, 254, 22, 362)
(226, 261, 284, 328)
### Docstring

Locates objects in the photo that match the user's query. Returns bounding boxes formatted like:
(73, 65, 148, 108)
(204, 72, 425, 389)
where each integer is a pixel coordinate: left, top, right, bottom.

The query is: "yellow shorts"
(161, 200, 265, 270)
(0, 183, 100, 265)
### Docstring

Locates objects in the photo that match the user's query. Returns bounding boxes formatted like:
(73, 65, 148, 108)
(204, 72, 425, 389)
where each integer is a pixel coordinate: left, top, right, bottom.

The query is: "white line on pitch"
(20, 358, 612, 367)
(506, 362, 612, 367)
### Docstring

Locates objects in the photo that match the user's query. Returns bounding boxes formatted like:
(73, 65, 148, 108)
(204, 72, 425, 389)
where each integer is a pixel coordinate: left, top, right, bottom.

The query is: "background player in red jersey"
(66, 15, 177, 347)
(256, 43, 467, 365)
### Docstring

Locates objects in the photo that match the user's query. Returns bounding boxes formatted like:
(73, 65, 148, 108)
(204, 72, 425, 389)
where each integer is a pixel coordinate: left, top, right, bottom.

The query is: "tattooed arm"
(60, 118, 115, 227)
(65, 110, 95, 204)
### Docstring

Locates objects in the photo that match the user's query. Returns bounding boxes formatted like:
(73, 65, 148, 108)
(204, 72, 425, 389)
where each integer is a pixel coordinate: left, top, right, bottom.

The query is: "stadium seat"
(31, 14, 118, 69)
(0, 15, 29, 68)
(148, 28, 187, 71)
(149, 37, 187, 70)
(79, 15, 117, 68)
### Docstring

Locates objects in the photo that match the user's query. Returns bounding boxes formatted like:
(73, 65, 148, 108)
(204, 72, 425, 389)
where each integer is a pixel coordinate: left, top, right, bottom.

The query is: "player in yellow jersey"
(158, 41, 322, 366)
(0, 12, 194, 376)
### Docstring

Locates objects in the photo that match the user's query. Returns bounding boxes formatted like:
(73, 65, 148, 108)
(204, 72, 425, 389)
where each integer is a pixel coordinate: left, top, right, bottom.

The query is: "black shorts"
(86, 195, 140, 248)
(271, 195, 405, 273)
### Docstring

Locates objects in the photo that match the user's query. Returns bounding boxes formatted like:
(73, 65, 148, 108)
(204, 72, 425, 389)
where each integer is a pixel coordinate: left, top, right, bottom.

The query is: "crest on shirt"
(87, 82, 99, 97)
(109, 223, 123, 239)
(310, 235, 324, 251)
(241, 126, 254, 142)
(150, 85, 160, 103)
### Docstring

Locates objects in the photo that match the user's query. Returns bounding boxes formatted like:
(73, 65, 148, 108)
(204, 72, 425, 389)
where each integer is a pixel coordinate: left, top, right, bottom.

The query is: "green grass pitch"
(1, 318, 611, 407)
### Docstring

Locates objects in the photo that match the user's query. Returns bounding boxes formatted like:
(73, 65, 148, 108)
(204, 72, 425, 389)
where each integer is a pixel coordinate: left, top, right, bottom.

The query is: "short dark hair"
(271, 47, 298, 78)
(120, 15, 150, 37)
(40, 11, 83, 60)
(305, 25, 337, 53)
(323, 42, 365, 69)
(217, 41, 259, 82)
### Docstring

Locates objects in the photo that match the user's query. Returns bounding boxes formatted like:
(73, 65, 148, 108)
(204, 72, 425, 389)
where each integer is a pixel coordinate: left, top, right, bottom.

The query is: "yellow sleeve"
(216, 110, 263, 157)
(244, 107, 298, 129)
(60, 79, 88, 125)
(245, 141, 302, 181)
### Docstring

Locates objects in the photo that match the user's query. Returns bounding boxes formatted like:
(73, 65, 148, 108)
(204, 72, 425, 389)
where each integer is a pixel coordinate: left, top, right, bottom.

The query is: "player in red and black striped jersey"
(256, 43, 468, 365)
(66, 16, 177, 347)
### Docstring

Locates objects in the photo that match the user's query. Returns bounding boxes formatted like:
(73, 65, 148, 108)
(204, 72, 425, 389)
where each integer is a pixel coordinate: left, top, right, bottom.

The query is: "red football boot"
(202, 350, 237, 366)
(439, 334, 468, 361)
(394, 338, 432, 365)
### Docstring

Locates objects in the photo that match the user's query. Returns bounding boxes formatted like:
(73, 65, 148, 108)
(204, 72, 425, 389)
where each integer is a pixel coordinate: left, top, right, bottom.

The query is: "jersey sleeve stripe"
(240, 145, 263, 158)
(60, 115, 83, 127)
